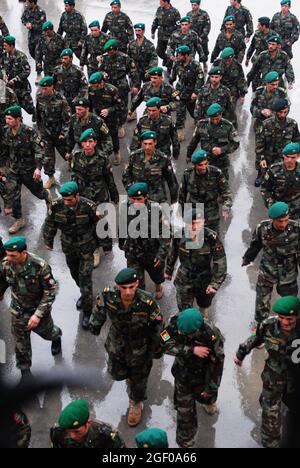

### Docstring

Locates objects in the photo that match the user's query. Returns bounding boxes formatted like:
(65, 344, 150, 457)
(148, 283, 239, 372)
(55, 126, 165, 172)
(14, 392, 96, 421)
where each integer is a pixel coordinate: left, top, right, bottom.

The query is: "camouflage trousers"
(176, 98, 196, 130)
(255, 272, 298, 324)
(9, 171, 50, 219)
(42, 134, 68, 177)
(126, 255, 165, 290)
(118, 89, 129, 127)
(175, 273, 215, 311)
(65, 251, 94, 312)
(156, 38, 168, 62)
(201, 39, 209, 63)
(11, 311, 61, 370)
(14, 87, 35, 116)
(105, 115, 120, 153)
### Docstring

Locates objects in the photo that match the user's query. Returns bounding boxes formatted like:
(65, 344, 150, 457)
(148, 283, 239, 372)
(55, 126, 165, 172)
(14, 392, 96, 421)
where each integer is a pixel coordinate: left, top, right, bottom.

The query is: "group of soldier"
(0, 0, 300, 450)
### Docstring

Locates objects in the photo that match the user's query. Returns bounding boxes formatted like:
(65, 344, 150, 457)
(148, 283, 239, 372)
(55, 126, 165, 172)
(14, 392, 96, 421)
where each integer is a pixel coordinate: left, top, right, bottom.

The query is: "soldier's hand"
(222, 210, 230, 222)
(193, 346, 210, 359)
(234, 356, 242, 367)
(164, 272, 172, 281)
(154, 258, 161, 268)
(245, 37, 250, 44)
(100, 109, 109, 118)
(58, 134, 65, 140)
(288, 83, 294, 90)
(4, 208, 12, 216)
(191, 93, 198, 102)
(241, 259, 250, 267)
(239, 97, 245, 105)
(261, 109, 272, 118)
(33, 168, 41, 180)
(206, 286, 217, 295)
(260, 160, 267, 170)
(27, 315, 41, 330)
(65, 153, 72, 161)
(160, 105, 169, 114)
(201, 391, 212, 400)
(8, 80, 14, 87)
(131, 87, 139, 96)
(212, 147, 222, 156)
(26, 23, 32, 30)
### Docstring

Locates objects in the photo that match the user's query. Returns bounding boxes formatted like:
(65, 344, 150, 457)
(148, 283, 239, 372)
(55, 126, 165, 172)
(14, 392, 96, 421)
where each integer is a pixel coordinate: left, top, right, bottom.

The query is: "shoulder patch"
(160, 330, 171, 342)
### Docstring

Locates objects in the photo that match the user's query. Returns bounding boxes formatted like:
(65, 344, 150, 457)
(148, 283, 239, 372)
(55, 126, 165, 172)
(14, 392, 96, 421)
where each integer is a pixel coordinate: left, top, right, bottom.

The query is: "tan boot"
(93, 249, 101, 269)
(177, 128, 185, 142)
(118, 126, 125, 138)
(127, 400, 143, 427)
(8, 218, 26, 234)
(203, 403, 217, 416)
(43, 176, 56, 189)
(127, 110, 137, 122)
(113, 151, 122, 166)
(154, 284, 164, 300)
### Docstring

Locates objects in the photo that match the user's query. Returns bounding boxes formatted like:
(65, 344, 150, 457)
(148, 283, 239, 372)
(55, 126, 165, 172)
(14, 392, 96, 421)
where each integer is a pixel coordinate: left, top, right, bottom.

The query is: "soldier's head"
(282, 143, 300, 171)
(128, 182, 148, 206)
(74, 97, 90, 118)
(64, 0, 75, 13)
(3, 237, 27, 264)
(160, 0, 171, 8)
(273, 296, 300, 334)
(103, 39, 118, 57)
(4, 106, 22, 129)
(89, 20, 101, 38)
(115, 268, 139, 302)
(224, 16, 236, 33)
(134, 23, 145, 40)
(135, 428, 169, 449)
(207, 103, 223, 125)
(281, 0, 291, 15)
(220, 47, 235, 65)
(89, 72, 105, 89)
(191, 1, 201, 13)
(258, 17, 270, 32)
(192, 150, 209, 175)
(208, 67, 223, 86)
(38, 76, 54, 96)
(27, 0, 38, 9)
(267, 35, 282, 53)
(184, 207, 205, 235)
(177, 308, 204, 339)
(272, 98, 290, 120)
(264, 71, 280, 93)
(3, 36, 16, 53)
(140, 131, 157, 156)
(110, 0, 121, 15)
(60, 48, 73, 66)
(176, 45, 191, 63)
(149, 67, 164, 87)
(80, 128, 97, 155)
(146, 97, 161, 120)
(59, 182, 80, 207)
(42, 21, 54, 38)
(230, 0, 241, 7)
(269, 202, 290, 230)
(180, 17, 191, 34)
(59, 400, 91, 443)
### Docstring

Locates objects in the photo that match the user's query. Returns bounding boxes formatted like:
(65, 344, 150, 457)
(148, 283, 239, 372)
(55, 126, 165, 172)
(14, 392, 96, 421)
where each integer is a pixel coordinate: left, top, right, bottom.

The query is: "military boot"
(93, 249, 101, 268)
(202, 403, 217, 415)
(127, 400, 143, 427)
(44, 176, 56, 189)
(118, 126, 125, 138)
(81, 311, 91, 331)
(113, 151, 122, 166)
(127, 110, 137, 122)
(177, 128, 185, 142)
(51, 337, 62, 356)
(9, 218, 26, 234)
(154, 284, 164, 300)
(176, 437, 195, 448)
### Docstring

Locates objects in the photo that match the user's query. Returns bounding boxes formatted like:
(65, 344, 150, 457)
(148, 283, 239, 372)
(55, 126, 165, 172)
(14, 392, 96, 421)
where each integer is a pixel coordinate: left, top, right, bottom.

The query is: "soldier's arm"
(109, 88, 124, 115)
(166, 35, 175, 60)
(245, 9, 254, 38)
(130, 125, 141, 152)
(0, 262, 9, 298)
(210, 36, 221, 63)
(219, 171, 232, 212)
(186, 124, 201, 160)
(79, 14, 88, 42)
(202, 13, 211, 38)
(247, 55, 261, 85)
(205, 327, 225, 394)
(57, 15, 64, 37)
(285, 57, 295, 84)
(101, 15, 109, 34)
(147, 301, 164, 356)
(35, 38, 44, 71)
(89, 292, 108, 335)
(194, 66, 205, 94)
(122, 156, 134, 190)
(242, 224, 263, 265)
(260, 169, 276, 208)
(32, 129, 45, 171)
(147, 43, 159, 72)
(42, 205, 58, 249)
(292, 122, 300, 143)
(210, 235, 227, 290)
(227, 125, 240, 153)
(130, 87, 144, 112)
(0, 17, 9, 36)
(127, 56, 139, 88)
(237, 38, 246, 63)
(33, 9, 46, 32)
(165, 237, 180, 277)
(246, 35, 256, 62)
(60, 98, 72, 138)
(162, 160, 179, 204)
(170, 122, 180, 160)
(99, 120, 113, 156)
(13, 55, 31, 83)
(126, 16, 134, 42)
(255, 125, 267, 163)
(250, 92, 262, 118)
(77, 71, 89, 99)
(80, 38, 89, 67)
(156, 210, 171, 262)
(160, 322, 194, 357)
(236, 67, 248, 97)
(194, 94, 203, 121)
(196, 37, 205, 62)
(0, 174, 17, 211)
(104, 160, 119, 204)
(169, 63, 177, 85)
(236, 322, 266, 362)
(291, 16, 300, 44)
(151, 12, 159, 35)
(21, 9, 29, 27)
(178, 172, 188, 211)
(36, 263, 57, 318)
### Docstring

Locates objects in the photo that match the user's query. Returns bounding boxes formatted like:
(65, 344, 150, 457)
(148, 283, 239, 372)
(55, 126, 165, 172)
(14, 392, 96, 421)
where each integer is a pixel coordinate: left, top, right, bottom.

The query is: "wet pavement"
(0, 0, 300, 448)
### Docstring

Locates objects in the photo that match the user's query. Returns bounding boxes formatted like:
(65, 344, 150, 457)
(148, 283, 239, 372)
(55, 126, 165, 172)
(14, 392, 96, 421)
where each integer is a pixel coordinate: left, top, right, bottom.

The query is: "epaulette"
(80, 196, 97, 209)
(205, 227, 218, 240)
(138, 289, 154, 306)
(27, 252, 47, 268)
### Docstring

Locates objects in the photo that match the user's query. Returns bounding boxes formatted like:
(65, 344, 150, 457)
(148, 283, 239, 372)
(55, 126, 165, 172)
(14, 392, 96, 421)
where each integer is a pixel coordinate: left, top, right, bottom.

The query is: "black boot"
(254, 170, 263, 187)
(76, 296, 83, 310)
(51, 337, 62, 356)
(81, 312, 91, 331)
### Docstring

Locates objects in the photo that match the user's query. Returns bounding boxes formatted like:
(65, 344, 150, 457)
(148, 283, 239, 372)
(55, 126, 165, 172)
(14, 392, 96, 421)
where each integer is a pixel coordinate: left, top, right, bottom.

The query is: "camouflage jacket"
(160, 315, 224, 392)
(194, 83, 235, 124)
(80, 32, 110, 69)
(211, 30, 246, 63)
(128, 37, 158, 78)
(88, 83, 123, 117)
(0, 252, 57, 318)
(271, 12, 300, 45)
(2, 49, 31, 91)
(151, 5, 181, 42)
(51, 420, 126, 449)
(246, 29, 277, 62)
(57, 10, 87, 49)
(21, 5, 46, 40)
(43, 196, 99, 255)
(170, 58, 204, 101)
(250, 86, 287, 125)
(0, 82, 18, 123)
(68, 112, 113, 155)
(53, 64, 88, 103)
(166, 228, 227, 290)
(90, 287, 164, 362)
(130, 113, 180, 159)
(247, 49, 295, 86)
(131, 81, 179, 113)
(36, 91, 71, 138)
(122, 149, 179, 204)
(35, 32, 65, 74)
(101, 11, 134, 49)
(0, 172, 17, 210)
(0, 16, 9, 36)
(99, 51, 139, 93)
(213, 58, 248, 98)
(243, 219, 300, 283)
(13, 411, 31, 449)
(166, 30, 204, 61)
(223, 5, 253, 38)
(71, 148, 119, 204)
(186, 9, 211, 40)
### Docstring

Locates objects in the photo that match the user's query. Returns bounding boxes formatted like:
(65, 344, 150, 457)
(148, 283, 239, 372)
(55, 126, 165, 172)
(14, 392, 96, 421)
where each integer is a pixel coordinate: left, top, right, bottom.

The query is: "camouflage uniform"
(128, 37, 158, 84)
(51, 420, 126, 448)
(43, 197, 99, 315)
(101, 11, 134, 54)
(0, 17, 9, 62)
(13, 410, 31, 449)
(187, 118, 240, 179)
(178, 165, 232, 232)
(186, 8, 211, 62)
(194, 83, 236, 127)
(130, 113, 180, 159)
(236, 316, 300, 448)
(80, 32, 110, 76)
(53, 63, 88, 109)
(247, 49, 295, 91)
(35, 32, 65, 76)
(57, 9, 87, 59)
(166, 30, 205, 64)
(242, 219, 300, 323)
(160, 315, 225, 448)
(250, 85, 287, 135)
(68, 112, 113, 156)
(0, 81, 18, 167)
(170, 58, 204, 130)
(151, 5, 181, 62)
(131, 81, 179, 114)
(271, 11, 300, 59)
(122, 149, 179, 204)
(21, 4, 46, 60)
(166, 228, 227, 311)
(36, 90, 71, 177)
(211, 30, 246, 64)
(89, 287, 163, 403)
(0, 171, 16, 213)
(246, 29, 277, 64)
(222, 4, 253, 38)
(213, 57, 248, 107)
(0, 253, 61, 370)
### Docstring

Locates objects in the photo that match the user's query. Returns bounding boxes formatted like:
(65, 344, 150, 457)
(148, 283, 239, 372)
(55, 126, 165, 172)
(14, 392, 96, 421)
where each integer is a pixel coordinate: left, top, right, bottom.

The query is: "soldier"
(0, 17, 9, 63)
(194, 66, 236, 127)
(99, 39, 139, 139)
(123, 130, 179, 205)
(246, 17, 277, 67)
(187, 103, 240, 180)
(80, 20, 109, 77)
(35, 21, 65, 77)
(247, 36, 295, 91)
(0, 75, 18, 169)
(235, 296, 300, 448)
(2, 106, 50, 234)
(186, 0, 211, 72)
(242, 202, 300, 327)
(130, 97, 180, 160)
(101, 0, 134, 54)
(51, 400, 126, 448)
(88, 72, 123, 165)
(222, 0, 253, 40)
(170, 45, 204, 142)
(165, 208, 227, 316)
(135, 428, 168, 449)
(159, 308, 225, 448)
(89, 267, 164, 426)
(271, 0, 299, 59)
(151, 0, 181, 65)
(211, 15, 246, 64)
(57, 0, 87, 60)
(43, 181, 99, 330)
(36, 76, 71, 190)
(179, 149, 232, 232)
(53, 48, 88, 110)
(119, 182, 170, 299)
(1, 36, 35, 120)
(255, 98, 300, 187)
(0, 236, 62, 382)
(261, 143, 300, 219)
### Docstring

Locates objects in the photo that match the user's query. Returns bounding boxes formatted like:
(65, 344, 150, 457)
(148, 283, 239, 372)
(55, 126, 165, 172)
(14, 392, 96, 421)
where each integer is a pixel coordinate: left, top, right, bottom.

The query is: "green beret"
(273, 296, 300, 316)
(134, 23, 145, 30)
(128, 182, 149, 198)
(148, 67, 163, 77)
(282, 142, 300, 156)
(208, 66, 223, 76)
(5, 105, 22, 118)
(207, 103, 222, 117)
(38, 76, 54, 87)
(135, 428, 169, 448)
(184, 207, 204, 223)
(224, 15, 235, 23)
(140, 130, 157, 141)
(177, 308, 204, 334)
(3, 236, 27, 252)
(146, 97, 161, 108)
(80, 128, 97, 143)
(103, 39, 118, 52)
(60, 48, 73, 58)
(42, 21, 54, 31)
(267, 35, 282, 44)
(110, 0, 121, 5)
(264, 71, 280, 83)
(190, 0, 201, 4)
(64, 0, 75, 5)
(180, 16, 191, 23)
(192, 149, 208, 164)
(281, 0, 291, 5)
(272, 98, 289, 112)
(221, 47, 235, 59)
(176, 45, 191, 55)
(74, 97, 90, 108)
(115, 268, 138, 285)
(59, 181, 79, 197)
(3, 36, 15, 45)
(89, 20, 100, 28)
(258, 17, 270, 27)
(59, 400, 89, 431)
(89, 72, 104, 84)
(268, 201, 289, 219)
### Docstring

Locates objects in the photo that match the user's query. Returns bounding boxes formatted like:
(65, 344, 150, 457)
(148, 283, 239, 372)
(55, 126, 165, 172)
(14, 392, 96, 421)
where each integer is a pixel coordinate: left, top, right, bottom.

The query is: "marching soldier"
(35, 21, 65, 77)
(151, 0, 180, 65)
(222, 0, 253, 40)
(57, 0, 87, 60)
(270, 0, 299, 59)
(0, 73, 18, 169)
(211, 15, 246, 64)
(246, 17, 277, 67)
(80, 20, 109, 77)
(186, 0, 211, 71)
(101, 0, 134, 54)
